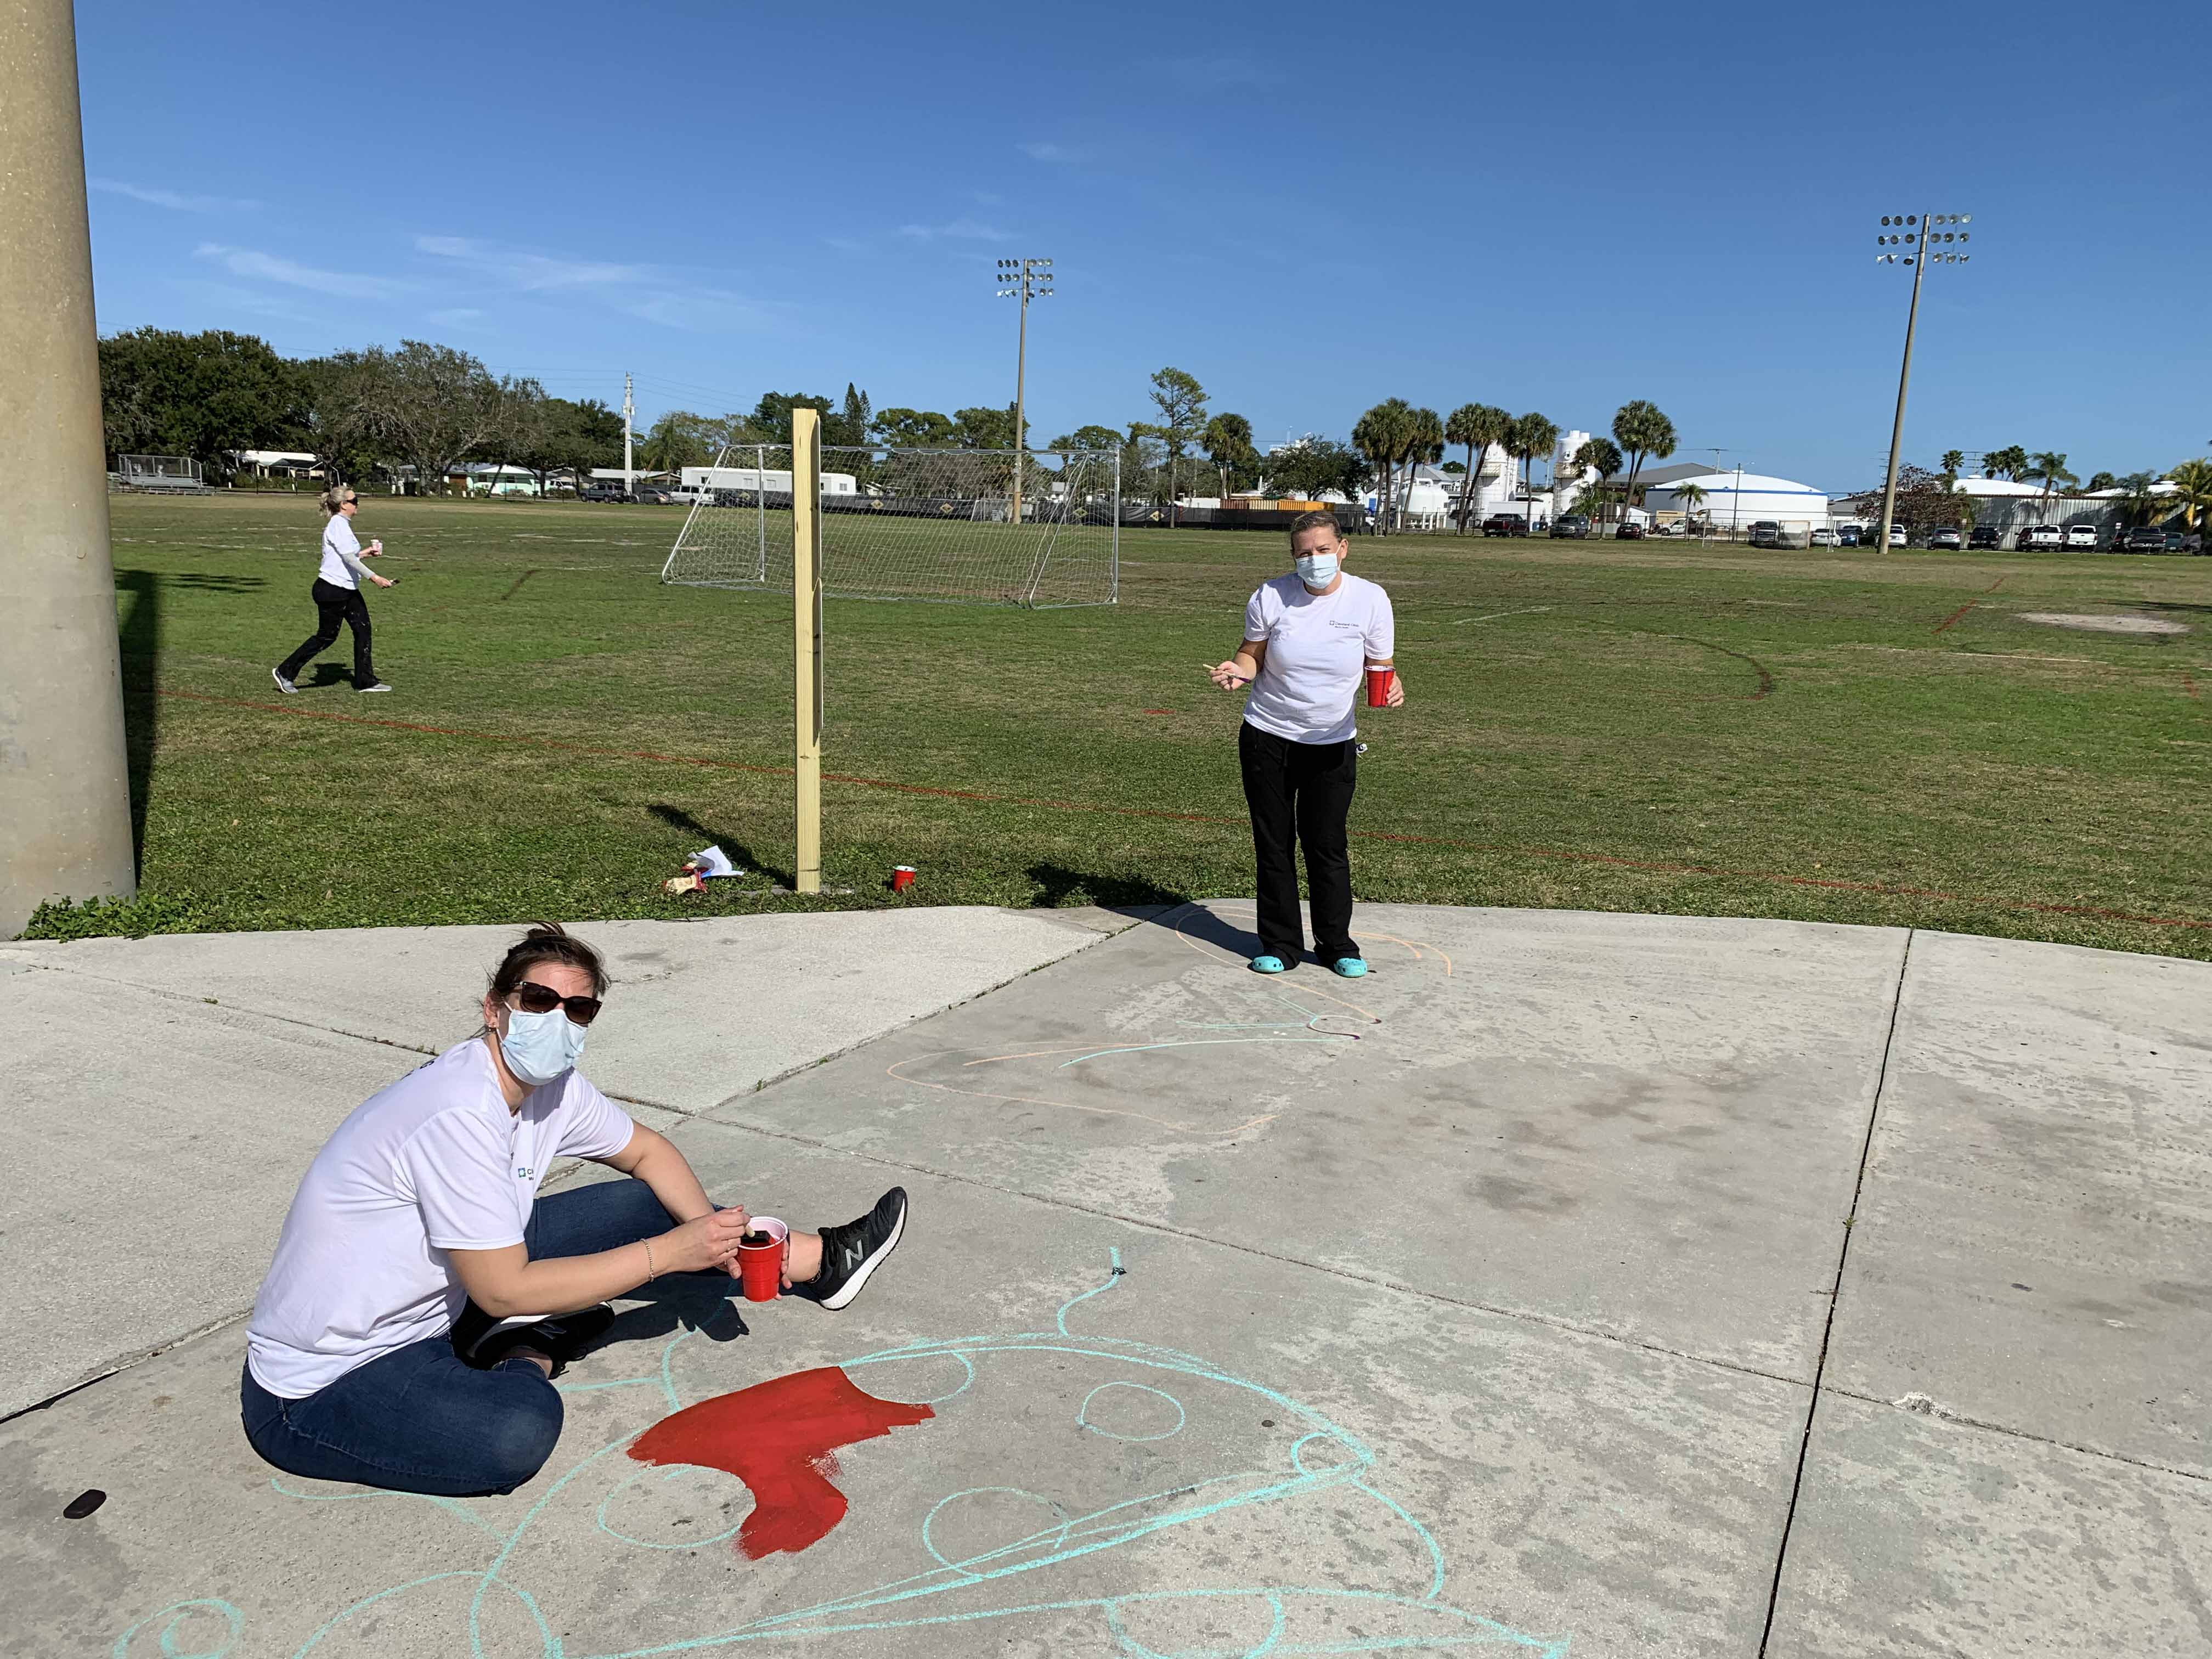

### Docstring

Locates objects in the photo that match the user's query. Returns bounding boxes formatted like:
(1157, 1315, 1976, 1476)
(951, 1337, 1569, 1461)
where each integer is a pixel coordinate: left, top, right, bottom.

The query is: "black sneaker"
(792, 1188, 907, 1310)
(452, 1302, 616, 1375)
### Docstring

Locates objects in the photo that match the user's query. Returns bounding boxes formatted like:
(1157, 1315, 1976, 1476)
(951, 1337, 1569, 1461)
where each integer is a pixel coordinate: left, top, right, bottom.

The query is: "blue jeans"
(240, 1177, 695, 1497)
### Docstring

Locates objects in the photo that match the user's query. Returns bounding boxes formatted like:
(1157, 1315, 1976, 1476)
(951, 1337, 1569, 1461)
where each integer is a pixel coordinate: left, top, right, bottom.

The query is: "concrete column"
(0, 0, 136, 937)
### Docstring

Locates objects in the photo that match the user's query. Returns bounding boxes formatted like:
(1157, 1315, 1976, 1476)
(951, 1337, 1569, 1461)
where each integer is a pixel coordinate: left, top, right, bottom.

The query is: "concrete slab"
(705, 901, 1910, 1379)
(1766, 1393, 2212, 1656)
(2, 1120, 1810, 1659)
(2, 906, 1136, 1113)
(1827, 930, 2212, 1477)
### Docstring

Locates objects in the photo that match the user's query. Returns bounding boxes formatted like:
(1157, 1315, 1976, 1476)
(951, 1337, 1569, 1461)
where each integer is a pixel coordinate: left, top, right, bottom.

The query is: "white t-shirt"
(246, 1039, 637, 1398)
(1240, 572, 1396, 745)
(318, 516, 365, 589)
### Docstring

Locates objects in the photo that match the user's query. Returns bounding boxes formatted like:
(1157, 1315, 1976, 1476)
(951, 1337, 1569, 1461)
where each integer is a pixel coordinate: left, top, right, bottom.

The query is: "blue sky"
(80, 0, 2209, 490)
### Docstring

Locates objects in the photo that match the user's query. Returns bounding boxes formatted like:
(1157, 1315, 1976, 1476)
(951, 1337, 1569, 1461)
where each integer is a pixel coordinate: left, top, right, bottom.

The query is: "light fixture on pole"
(995, 257, 1053, 526)
(1871, 211, 1973, 553)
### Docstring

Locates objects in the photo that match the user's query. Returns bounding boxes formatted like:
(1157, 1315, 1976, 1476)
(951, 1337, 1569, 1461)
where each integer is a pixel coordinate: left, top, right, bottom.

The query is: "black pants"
(278, 579, 376, 687)
(1238, 722, 1358, 964)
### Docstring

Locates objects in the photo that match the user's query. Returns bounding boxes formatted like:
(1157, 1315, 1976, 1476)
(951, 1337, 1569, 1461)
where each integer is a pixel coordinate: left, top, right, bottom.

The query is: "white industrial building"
(1645, 471, 1835, 534)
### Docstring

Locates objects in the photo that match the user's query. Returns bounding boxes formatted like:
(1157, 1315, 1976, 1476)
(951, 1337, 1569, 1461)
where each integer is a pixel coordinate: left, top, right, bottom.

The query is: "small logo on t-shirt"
(515, 1165, 535, 1180)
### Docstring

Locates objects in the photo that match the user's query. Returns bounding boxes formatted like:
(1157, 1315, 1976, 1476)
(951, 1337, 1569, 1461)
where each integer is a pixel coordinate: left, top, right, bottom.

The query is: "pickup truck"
(1481, 514, 1528, 538)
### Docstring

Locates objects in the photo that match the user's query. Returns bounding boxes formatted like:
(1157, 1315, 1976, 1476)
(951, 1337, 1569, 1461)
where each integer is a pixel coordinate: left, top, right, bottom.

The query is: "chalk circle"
(1078, 1381, 1186, 1443)
(922, 1486, 1073, 1572)
(843, 1348, 975, 1407)
(1288, 1431, 1365, 1476)
(111, 1598, 243, 1658)
(596, 1464, 754, 1551)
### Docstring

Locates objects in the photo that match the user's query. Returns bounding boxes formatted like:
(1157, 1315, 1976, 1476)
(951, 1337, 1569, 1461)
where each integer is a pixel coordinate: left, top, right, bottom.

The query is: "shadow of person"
(646, 803, 789, 889)
(589, 1274, 753, 1357)
(307, 663, 351, 688)
(1143, 900, 1259, 956)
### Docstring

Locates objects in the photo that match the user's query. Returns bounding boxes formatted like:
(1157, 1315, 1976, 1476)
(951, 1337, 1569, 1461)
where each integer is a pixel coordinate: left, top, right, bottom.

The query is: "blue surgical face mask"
(501, 1006, 588, 1087)
(1294, 550, 1340, 591)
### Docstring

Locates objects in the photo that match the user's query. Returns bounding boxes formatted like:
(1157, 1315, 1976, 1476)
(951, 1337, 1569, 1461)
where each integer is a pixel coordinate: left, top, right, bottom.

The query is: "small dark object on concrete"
(64, 1489, 106, 1519)
(1261, 1418, 1277, 1428)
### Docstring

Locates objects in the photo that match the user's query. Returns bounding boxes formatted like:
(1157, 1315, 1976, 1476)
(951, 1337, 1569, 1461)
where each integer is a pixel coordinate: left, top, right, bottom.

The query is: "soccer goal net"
(659, 445, 1119, 607)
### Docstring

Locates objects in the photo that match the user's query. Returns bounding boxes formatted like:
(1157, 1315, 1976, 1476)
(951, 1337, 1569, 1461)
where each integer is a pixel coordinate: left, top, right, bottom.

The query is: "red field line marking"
(154, 688, 2210, 932)
(1983, 575, 2007, 594)
(1933, 601, 1977, 634)
(2185, 675, 2202, 701)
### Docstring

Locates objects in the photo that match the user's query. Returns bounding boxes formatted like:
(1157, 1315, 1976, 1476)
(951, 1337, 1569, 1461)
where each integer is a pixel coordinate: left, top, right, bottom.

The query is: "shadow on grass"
(1025, 862, 1198, 913)
(115, 570, 159, 877)
(646, 803, 791, 889)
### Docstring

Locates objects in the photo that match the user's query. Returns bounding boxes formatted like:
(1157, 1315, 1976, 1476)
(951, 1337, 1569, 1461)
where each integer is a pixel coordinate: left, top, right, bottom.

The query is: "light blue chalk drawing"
(116, 1253, 1571, 1659)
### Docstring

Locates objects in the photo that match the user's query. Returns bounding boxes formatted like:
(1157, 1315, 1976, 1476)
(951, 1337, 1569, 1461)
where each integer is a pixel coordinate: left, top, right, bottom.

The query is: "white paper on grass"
(687, 845, 743, 878)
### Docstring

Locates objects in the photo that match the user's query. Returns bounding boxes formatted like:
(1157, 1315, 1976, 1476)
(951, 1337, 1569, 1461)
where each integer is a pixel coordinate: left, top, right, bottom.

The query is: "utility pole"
(1872, 211, 1972, 553)
(622, 370, 635, 496)
(1, 0, 137, 938)
(995, 257, 1052, 526)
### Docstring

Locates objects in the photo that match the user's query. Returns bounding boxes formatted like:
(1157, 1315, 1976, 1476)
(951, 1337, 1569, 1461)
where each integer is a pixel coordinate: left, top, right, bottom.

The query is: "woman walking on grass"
(1207, 510, 1403, 978)
(274, 486, 394, 694)
(241, 922, 909, 1497)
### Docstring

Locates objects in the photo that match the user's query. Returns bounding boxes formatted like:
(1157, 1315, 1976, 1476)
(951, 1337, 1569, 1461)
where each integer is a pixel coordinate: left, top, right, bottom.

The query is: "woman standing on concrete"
(273, 486, 394, 693)
(241, 922, 910, 1497)
(1207, 510, 1403, 977)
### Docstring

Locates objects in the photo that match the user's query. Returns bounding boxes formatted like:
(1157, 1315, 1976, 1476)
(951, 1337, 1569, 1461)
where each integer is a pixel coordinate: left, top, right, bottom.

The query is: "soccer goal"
(659, 443, 1119, 607)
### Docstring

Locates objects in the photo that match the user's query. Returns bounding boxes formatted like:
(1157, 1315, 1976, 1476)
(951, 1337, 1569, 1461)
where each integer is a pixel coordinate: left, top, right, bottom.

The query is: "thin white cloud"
(428, 307, 486, 325)
(415, 235, 653, 291)
(896, 218, 1013, 242)
(414, 233, 774, 334)
(193, 244, 407, 299)
(1019, 142, 1092, 164)
(92, 177, 260, 212)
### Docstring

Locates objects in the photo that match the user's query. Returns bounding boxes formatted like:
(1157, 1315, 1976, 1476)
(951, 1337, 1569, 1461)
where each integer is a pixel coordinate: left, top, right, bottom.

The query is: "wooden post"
(791, 407, 823, 894)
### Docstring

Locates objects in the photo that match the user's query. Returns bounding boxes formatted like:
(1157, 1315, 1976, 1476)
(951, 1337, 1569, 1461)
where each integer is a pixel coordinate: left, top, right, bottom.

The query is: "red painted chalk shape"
(627, 1367, 933, 1559)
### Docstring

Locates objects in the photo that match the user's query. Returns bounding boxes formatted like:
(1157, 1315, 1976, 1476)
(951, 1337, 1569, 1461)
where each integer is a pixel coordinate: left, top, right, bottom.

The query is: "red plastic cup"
(737, 1216, 788, 1302)
(891, 865, 917, 893)
(1365, 667, 1395, 708)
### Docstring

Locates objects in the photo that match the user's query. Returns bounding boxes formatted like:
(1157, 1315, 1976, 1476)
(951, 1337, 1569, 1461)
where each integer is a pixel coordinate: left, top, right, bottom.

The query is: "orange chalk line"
(1933, 601, 1977, 635)
(154, 687, 2210, 932)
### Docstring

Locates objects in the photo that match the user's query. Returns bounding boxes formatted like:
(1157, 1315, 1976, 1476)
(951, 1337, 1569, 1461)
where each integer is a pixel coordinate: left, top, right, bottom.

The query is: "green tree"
(639, 410, 716, 473)
(2085, 471, 2117, 493)
(348, 340, 532, 492)
(1048, 424, 1124, 454)
(1983, 444, 2029, 481)
(2160, 458, 2212, 531)
(97, 326, 308, 476)
(2113, 471, 2164, 526)
(1572, 435, 1623, 525)
(1203, 412, 1260, 496)
(953, 404, 1018, 450)
(2027, 450, 2075, 498)
(1444, 403, 1511, 532)
(511, 396, 622, 492)
(1507, 411, 1560, 512)
(1398, 407, 1445, 528)
(748, 391, 836, 445)
(1146, 367, 1209, 515)
(873, 408, 959, 448)
(1261, 436, 1363, 503)
(1674, 480, 1708, 538)
(827, 383, 872, 447)
(1351, 400, 1414, 531)
(1610, 400, 1676, 518)
(1940, 449, 1965, 480)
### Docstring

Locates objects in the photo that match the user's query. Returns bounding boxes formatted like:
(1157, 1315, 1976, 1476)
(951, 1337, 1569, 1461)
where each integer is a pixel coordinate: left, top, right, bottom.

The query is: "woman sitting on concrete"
(240, 922, 907, 1497)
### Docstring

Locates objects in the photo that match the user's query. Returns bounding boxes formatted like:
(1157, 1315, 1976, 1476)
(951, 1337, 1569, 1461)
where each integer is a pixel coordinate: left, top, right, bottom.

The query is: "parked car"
(1481, 514, 1527, 537)
(1614, 522, 1645, 540)
(1836, 526, 1863, 546)
(1968, 526, 2001, 549)
(1747, 520, 1783, 548)
(2019, 524, 2063, 550)
(2123, 526, 2166, 552)
(633, 485, 676, 505)
(1550, 515, 1590, 539)
(2064, 524, 2098, 549)
(1809, 526, 1838, 546)
(579, 483, 628, 503)
(1929, 527, 1963, 550)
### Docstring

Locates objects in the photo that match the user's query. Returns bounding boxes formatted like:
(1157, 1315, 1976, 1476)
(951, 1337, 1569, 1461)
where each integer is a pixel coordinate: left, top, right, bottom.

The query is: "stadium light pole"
(1872, 211, 1973, 553)
(995, 257, 1052, 526)
(0, 0, 138, 937)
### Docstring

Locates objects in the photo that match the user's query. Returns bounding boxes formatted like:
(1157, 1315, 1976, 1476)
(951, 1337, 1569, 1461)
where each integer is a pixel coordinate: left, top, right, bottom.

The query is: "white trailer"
(676, 465, 858, 504)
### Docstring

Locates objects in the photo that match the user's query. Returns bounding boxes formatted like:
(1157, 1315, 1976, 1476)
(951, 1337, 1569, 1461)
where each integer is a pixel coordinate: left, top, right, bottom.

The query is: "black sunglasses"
(511, 981, 603, 1025)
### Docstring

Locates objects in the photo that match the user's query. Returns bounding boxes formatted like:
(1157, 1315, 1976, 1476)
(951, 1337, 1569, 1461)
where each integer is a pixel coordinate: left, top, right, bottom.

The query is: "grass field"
(37, 491, 2211, 961)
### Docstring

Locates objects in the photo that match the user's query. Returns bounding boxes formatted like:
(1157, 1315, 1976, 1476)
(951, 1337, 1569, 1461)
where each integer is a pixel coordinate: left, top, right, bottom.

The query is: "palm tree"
(2164, 458, 2212, 532)
(1352, 400, 1414, 533)
(1507, 413, 1559, 521)
(1398, 407, 1445, 530)
(1610, 401, 1677, 525)
(1572, 436, 1623, 525)
(2027, 450, 2072, 498)
(2114, 471, 2163, 527)
(1203, 413, 1256, 499)
(1983, 445, 2029, 482)
(1940, 449, 1965, 481)
(1444, 403, 1511, 533)
(1674, 480, 1708, 539)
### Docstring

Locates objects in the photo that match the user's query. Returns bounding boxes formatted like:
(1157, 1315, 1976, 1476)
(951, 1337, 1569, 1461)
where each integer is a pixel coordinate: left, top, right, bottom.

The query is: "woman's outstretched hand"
(1384, 673, 1406, 707)
(1206, 660, 1250, 690)
(658, 1206, 753, 1274)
